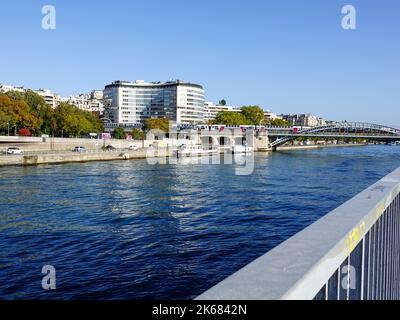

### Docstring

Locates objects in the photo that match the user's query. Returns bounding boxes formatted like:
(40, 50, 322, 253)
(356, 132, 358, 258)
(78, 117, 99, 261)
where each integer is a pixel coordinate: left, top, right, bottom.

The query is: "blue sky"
(1, 0, 399, 126)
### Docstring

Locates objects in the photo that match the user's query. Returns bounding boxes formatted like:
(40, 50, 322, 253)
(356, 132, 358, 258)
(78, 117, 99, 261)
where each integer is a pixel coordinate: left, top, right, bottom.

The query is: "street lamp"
(101, 118, 113, 149)
(102, 117, 112, 133)
(0, 121, 10, 136)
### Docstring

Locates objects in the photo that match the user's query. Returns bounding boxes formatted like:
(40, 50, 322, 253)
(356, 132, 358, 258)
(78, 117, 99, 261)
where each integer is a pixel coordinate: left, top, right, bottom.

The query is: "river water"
(0, 145, 399, 299)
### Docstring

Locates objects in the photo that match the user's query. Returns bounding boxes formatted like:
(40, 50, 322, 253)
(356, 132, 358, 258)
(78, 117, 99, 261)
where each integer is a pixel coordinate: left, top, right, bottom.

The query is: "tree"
(131, 128, 145, 140)
(213, 111, 249, 126)
(113, 127, 125, 139)
(270, 118, 290, 126)
(3, 90, 54, 134)
(144, 118, 170, 133)
(0, 94, 42, 134)
(55, 103, 103, 137)
(24, 90, 55, 134)
(219, 99, 227, 106)
(0, 96, 13, 134)
(241, 106, 265, 125)
(5, 90, 25, 102)
(1, 93, 103, 137)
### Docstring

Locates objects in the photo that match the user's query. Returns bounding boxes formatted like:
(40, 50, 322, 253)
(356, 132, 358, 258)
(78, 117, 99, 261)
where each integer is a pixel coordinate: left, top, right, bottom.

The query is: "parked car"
(5, 147, 24, 155)
(128, 145, 138, 151)
(105, 145, 116, 151)
(72, 146, 86, 153)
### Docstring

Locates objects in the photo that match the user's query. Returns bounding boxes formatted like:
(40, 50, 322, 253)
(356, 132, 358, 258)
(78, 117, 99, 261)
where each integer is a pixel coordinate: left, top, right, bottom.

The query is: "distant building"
(35, 89, 59, 109)
(67, 94, 90, 111)
(203, 102, 241, 123)
(103, 80, 205, 126)
(89, 90, 104, 114)
(264, 110, 282, 123)
(66, 92, 104, 114)
(0, 84, 25, 93)
(281, 114, 326, 127)
(91, 90, 103, 101)
(1, 83, 105, 113)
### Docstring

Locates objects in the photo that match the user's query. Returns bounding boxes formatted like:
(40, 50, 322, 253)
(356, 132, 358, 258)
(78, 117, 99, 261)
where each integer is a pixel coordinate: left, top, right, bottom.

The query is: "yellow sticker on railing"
(344, 221, 366, 254)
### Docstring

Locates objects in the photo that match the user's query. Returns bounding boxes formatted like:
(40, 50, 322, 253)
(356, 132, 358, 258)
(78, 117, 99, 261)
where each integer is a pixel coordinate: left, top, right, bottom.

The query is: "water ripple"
(0, 145, 399, 299)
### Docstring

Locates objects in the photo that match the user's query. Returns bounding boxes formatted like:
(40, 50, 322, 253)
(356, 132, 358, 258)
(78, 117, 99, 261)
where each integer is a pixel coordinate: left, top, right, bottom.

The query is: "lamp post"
(0, 121, 10, 136)
(102, 118, 113, 150)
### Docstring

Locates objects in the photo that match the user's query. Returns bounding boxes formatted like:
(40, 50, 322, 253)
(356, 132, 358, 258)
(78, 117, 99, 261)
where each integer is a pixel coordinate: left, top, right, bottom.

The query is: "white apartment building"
(203, 102, 241, 123)
(65, 92, 104, 114)
(0, 84, 25, 93)
(67, 94, 91, 111)
(89, 90, 104, 114)
(91, 90, 104, 101)
(264, 110, 283, 122)
(103, 80, 205, 126)
(281, 114, 327, 127)
(35, 89, 59, 109)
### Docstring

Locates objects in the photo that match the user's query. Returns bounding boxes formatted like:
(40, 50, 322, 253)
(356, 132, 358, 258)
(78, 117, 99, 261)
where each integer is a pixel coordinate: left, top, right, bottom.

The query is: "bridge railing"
(196, 167, 400, 300)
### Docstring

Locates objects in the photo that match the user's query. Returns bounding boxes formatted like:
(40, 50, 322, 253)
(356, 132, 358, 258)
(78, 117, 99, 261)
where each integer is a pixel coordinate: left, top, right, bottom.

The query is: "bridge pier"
(254, 131, 270, 151)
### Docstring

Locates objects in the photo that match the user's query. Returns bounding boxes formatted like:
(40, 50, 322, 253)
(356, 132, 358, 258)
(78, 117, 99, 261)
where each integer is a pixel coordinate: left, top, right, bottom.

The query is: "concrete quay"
(0, 148, 172, 167)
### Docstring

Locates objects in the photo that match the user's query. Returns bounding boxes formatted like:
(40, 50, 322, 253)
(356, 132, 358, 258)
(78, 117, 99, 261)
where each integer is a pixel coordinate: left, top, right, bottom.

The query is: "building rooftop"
(106, 80, 203, 89)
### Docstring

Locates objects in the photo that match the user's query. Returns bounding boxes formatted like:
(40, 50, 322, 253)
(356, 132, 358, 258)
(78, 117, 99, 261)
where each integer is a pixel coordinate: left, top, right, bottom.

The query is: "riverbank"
(276, 143, 368, 151)
(0, 149, 170, 167)
(0, 143, 371, 167)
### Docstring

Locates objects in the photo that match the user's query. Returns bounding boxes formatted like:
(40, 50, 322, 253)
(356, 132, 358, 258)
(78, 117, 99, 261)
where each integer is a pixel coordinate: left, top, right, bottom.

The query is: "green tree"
(213, 111, 249, 126)
(131, 128, 145, 140)
(24, 90, 55, 134)
(1, 93, 103, 137)
(55, 103, 103, 137)
(5, 90, 25, 102)
(113, 127, 126, 139)
(144, 118, 170, 133)
(219, 99, 227, 106)
(0, 94, 42, 134)
(270, 118, 290, 126)
(81, 109, 104, 133)
(241, 106, 265, 125)
(0, 96, 14, 134)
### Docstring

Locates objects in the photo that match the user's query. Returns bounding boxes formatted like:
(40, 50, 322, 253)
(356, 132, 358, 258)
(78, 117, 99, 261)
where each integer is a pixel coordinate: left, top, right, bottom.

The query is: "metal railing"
(196, 167, 400, 300)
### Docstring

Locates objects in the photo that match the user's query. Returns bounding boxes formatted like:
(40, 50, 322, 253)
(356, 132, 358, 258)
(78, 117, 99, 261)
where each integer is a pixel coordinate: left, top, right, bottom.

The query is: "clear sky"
(1, 0, 399, 126)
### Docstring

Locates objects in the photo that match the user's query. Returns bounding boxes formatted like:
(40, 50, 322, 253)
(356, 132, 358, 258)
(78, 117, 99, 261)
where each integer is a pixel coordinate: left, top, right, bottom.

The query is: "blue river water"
(0, 145, 399, 300)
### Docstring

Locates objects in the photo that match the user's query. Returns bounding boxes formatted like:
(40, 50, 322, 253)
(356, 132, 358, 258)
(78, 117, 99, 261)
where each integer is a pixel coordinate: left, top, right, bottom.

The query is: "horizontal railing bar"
(196, 167, 400, 300)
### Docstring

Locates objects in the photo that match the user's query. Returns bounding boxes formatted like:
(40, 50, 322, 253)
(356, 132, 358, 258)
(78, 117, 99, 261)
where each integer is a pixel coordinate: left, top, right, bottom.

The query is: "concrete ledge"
(276, 143, 367, 151)
(0, 149, 161, 167)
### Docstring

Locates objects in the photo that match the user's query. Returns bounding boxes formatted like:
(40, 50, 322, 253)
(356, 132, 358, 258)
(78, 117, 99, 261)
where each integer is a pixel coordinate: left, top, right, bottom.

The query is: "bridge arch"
(200, 135, 220, 149)
(218, 136, 235, 147)
(269, 122, 400, 149)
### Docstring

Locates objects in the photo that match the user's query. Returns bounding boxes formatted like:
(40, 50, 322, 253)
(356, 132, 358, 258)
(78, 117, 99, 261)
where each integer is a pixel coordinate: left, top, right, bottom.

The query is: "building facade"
(264, 110, 283, 123)
(281, 114, 326, 127)
(203, 102, 241, 123)
(66, 91, 104, 114)
(35, 89, 59, 109)
(0, 84, 25, 93)
(103, 80, 205, 126)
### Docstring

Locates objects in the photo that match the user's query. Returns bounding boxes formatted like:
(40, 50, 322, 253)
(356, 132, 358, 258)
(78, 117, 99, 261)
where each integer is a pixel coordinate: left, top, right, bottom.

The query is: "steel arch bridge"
(269, 122, 400, 149)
